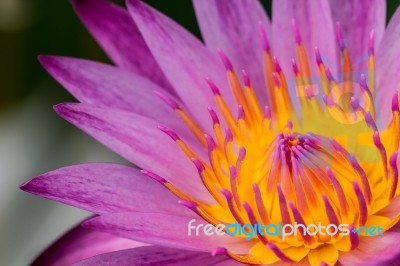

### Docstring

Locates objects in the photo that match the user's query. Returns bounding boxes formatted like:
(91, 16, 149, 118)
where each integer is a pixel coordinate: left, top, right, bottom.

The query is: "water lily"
(21, 0, 400, 265)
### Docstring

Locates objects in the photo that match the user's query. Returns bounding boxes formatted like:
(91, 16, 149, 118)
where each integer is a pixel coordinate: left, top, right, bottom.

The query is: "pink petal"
(126, 0, 235, 131)
(74, 246, 227, 266)
(329, 0, 385, 72)
(376, 6, 400, 128)
(339, 232, 400, 266)
(32, 224, 144, 266)
(39, 56, 196, 139)
(21, 163, 191, 216)
(193, 0, 271, 105)
(54, 103, 212, 203)
(272, 0, 338, 99)
(82, 213, 251, 253)
(71, 0, 173, 92)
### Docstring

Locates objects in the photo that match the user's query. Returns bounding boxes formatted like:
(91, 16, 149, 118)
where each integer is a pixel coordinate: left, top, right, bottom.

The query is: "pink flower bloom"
(21, 0, 400, 265)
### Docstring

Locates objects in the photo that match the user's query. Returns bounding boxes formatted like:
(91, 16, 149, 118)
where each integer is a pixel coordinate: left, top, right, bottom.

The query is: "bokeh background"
(0, 1, 399, 265)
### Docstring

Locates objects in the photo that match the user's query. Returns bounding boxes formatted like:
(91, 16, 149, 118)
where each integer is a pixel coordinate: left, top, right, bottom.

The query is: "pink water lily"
(21, 0, 400, 265)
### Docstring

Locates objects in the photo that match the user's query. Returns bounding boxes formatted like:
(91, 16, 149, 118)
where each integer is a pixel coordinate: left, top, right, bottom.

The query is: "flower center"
(143, 21, 400, 265)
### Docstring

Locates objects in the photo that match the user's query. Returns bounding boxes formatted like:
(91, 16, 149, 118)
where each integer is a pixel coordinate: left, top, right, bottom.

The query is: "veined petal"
(339, 232, 400, 266)
(193, 0, 271, 105)
(272, 0, 338, 88)
(32, 224, 144, 266)
(126, 0, 235, 131)
(21, 163, 191, 216)
(329, 0, 385, 69)
(54, 103, 213, 203)
(71, 0, 173, 92)
(376, 6, 400, 128)
(82, 213, 251, 253)
(74, 246, 227, 266)
(39, 56, 198, 142)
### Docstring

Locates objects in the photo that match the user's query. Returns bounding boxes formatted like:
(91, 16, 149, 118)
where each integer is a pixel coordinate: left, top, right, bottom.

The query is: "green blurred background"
(0, 1, 398, 265)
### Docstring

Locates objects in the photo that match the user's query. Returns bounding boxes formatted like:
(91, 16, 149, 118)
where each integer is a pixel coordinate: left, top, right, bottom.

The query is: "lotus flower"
(21, 0, 400, 265)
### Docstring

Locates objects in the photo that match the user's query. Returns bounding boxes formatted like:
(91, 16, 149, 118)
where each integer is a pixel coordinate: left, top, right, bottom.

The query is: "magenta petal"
(272, 0, 338, 93)
(71, 0, 173, 92)
(376, 7, 400, 128)
(54, 103, 212, 203)
(82, 213, 251, 253)
(21, 163, 191, 216)
(126, 0, 235, 131)
(339, 232, 400, 266)
(193, 0, 271, 106)
(329, 0, 385, 71)
(38, 56, 196, 141)
(32, 224, 144, 266)
(74, 246, 227, 266)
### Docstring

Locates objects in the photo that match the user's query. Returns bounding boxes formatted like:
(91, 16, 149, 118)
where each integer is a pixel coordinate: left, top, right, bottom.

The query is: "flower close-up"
(20, 0, 400, 265)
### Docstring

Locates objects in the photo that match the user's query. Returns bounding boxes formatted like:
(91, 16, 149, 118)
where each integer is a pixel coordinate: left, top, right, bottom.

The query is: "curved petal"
(126, 0, 235, 131)
(376, 6, 400, 128)
(54, 103, 212, 203)
(192, 0, 271, 105)
(74, 246, 227, 266)
(71, 0, 173, 92)
(338, 232, 400, 266)
(272, 0, 338, 99)
(21, 163, 191, 216)
(82, 213, 252, 254)
(329, 0, 385, 72)
(39, 56, 196, 141)
(32, 224, 144, 266)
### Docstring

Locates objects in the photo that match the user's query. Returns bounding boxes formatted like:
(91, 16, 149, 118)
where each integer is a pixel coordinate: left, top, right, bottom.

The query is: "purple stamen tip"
(315, 47, 323, 66)
(365, 112, 377, 130)
(238, 105, 245, 120)
(325, 67, 335, 82)
(178, 200, 198, 211)
(192, 158, 205, 173)
(212, 247, 227, 256)
(369, 30, 375, 55)
(154, 91, 180, 110)
(242, 70, 251, 87)
(205, 78, 220, 95)
(158, 125, 180, 141)
(336, 22, 345, 50)
(359, 74, 367, 90)
(292, 58, 300, 75)
(207, 107, 220, 125)
(305, 86, 313, 99)
(373, 131, 381, 146)
(205, 134, 216, 150)
(273, 72, 280, 87)
(242, 202, 252, 214)
(225, 128, 233, 142)
(238, 147, 247, 161)
(259, 21, 270, 52)
(390, 152, 398, 167)
(273, 56, 282, 73)
(392, 91, 399, 112)
(140, 170, 167, 184)
(221, 188, 232, 200)
(217, 48, 233, 71)
(264, 105, 271, 119)
(287, 120, 293, 129)
(350, 97, 360, 110)
(292, 19, 302, 44)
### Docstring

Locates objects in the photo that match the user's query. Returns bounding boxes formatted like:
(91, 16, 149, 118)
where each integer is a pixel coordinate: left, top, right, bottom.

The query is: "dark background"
(0, 1, 398, 265)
